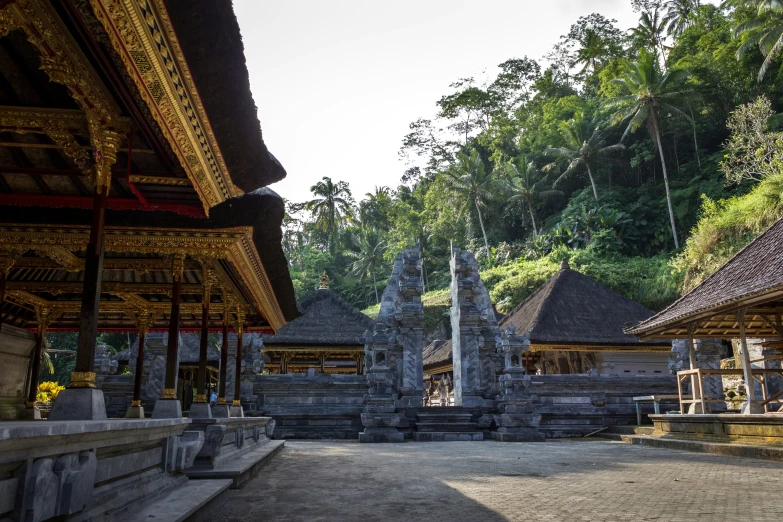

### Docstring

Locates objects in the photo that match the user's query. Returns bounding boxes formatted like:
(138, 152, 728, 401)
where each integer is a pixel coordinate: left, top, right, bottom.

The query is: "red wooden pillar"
(71, 185, 108, 389)
(132, 320, 148, 406)
(23, 309, 50, 418)
(195, 285, 210, 403)
(218, 321, 229, 405)
(162, 256, 184, 400)
(232, 319, 244, 407)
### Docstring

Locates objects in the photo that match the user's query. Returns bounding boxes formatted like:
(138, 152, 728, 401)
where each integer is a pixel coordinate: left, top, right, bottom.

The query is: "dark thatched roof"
(261, 289, 373, 346)
(163, 0, 286, 191)
(629, 216, 783, 338)
(499, 260, 668, 347)
(423, 340, 451, 369)
(0, 188, 298, 324)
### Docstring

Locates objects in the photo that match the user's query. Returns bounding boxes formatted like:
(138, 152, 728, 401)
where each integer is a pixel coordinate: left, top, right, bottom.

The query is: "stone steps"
(413, 407, 483, 441)
(271, 414, 363, 439)
(118, 478, 232, 522)
(186, 440, 285, 489)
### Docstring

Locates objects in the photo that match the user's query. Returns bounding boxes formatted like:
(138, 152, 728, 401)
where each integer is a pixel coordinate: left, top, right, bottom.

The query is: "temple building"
(0, 1, 298, 519)
(260, 275, 373, 374)
(424, 260, 671, 381)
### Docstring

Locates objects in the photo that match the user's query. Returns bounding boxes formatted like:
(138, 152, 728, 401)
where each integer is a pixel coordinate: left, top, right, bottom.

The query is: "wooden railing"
(676, 367, 783, 414)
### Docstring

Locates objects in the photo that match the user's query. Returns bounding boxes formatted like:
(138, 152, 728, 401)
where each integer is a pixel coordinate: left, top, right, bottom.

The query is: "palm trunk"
(372, 271, 379, 305)
(527, 201, 538, 237)
(652, 113, 680, 249)
(585, 163, 599, 202)
(689, 105, 701, 170)
(474, 198, 492, 268)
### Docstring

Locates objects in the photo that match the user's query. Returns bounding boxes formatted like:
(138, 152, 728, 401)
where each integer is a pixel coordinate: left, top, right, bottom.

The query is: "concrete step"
(417, 413, 474, 423)
(119, 479, 232, 522)
(607, 425, 655, 436)
(608, 435, 783, 462)
(416, 422, 479, 433)
(413, 432, 484, 442)
(185, 440, 285, 488)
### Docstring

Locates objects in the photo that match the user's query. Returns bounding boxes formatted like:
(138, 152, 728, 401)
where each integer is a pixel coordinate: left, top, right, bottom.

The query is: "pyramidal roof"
(260, 289, 374, 346)
(500, 260, 667, 346)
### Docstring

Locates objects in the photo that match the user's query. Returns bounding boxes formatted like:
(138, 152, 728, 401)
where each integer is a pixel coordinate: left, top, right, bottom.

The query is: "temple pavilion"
(0, 0, 298, 421)
(260, 274, 373, 374)
(629, 215, 783, 416)
(424, 260, 670, 380)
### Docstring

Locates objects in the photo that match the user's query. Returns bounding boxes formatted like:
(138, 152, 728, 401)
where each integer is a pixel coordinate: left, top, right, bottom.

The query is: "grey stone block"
(177, 431, 205, 470)
(152, 399, 183, 419)
(26, 458, 59, 522)
(198, 425, 227, 459)
(229, 405, 244, 418)
(188, 402, 212, 419)
(0, 477, 17, 515)
(48, 388, 107, 421)
(125, 405, 145, 419)
(18, 407, 41, 420)
(54, 451, 97, 515)
(212, 404, 230, 418)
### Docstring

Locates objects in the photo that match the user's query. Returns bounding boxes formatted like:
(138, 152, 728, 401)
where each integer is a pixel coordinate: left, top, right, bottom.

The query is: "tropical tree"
(734, 0, 783, 81)
(664, 0, 701, 37)
(631, 8, 670, 59)
(606, 50, 694, 248)
(305, 177, 353, 249)
(545, 112, 625, 202)
(565, 14, 625, 75)
(346, 227, 386, 304)
(500, 156, 562, 237)
(442, 149, 497, 266)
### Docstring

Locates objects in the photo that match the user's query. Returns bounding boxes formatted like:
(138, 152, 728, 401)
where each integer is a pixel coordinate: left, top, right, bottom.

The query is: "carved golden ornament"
(217, 397, 226, 405)
(194, 394, 207, 403)
(0, 248, 21, 276)
(171, 255, 185, 281)
(0, 1, 129, 186)
(231, 400, 241, 407)
(69, 372, 97, 388)
(161, 388, 177, 399)
(319, 272, 329, 290)
(128, 175, 190, 186)
(0, 107, 91, 168)
(33, 246, 82, 272)
(131, 399, 142, 407)
(88, 0, 237, 211)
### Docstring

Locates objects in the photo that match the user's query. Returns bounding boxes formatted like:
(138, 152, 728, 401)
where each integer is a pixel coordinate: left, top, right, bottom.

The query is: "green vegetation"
(283, 1, 783, 316)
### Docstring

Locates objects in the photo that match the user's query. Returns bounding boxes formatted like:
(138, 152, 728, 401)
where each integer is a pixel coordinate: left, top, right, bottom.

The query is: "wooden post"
(25, 310, 49, 411)
(320, 353, 325, 373)
(686, 324, 702, 414)
(0, 251, 17, 333)
(162, 256, 184, 400)
(232, 317, 244, 407)
(218, 320, 228, 405)
(132, 314, 150, 407)
(71, 185, 108, 389)
(195, 284, 210, 404)
(738, 310, 760, 413)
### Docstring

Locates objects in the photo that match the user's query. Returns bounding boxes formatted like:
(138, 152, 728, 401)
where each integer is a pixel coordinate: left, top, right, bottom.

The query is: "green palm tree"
(347, 227, 386, 304)
(442, 149, 497, 267)
(573, 30, 608, 75)
(545, 112, 625, 202)
(631, 8, 669, 59)
(499, 156, 563, 237)
(605, 50, 694, 249)
(734, 0, 783, 81)
(664, 0, 701, 37)
(305, 177, 353, 249)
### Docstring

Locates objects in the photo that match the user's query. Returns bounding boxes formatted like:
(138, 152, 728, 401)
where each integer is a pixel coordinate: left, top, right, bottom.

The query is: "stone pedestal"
(124, 405, 145, 418)
(189, 402, 212, 419)
(212, 404, 230, 418)
(151, 398, 182, 419)
(18, 406, 41, 420)
(229, 405, 244, 418)
(742, 401, 766, 415)
(48, 388, 107, 421)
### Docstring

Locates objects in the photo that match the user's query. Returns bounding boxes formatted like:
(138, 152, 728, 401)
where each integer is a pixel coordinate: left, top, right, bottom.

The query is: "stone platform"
(186, 417, 275, 473)
(119, 479, 232, 522)
(650, 413, 783, 446)
(0, 418, 203, 522)
(185, 440, 284, 488)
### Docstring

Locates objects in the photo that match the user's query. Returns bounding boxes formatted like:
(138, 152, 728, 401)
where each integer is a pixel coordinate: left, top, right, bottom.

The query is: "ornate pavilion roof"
(261, 288, 374, 347)
(629, 216, 783, 339)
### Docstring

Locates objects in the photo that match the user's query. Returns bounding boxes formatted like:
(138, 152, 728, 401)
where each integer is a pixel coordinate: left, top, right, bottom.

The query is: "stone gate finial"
(319, 272, 329, 289)
(560, 258, 570, 270)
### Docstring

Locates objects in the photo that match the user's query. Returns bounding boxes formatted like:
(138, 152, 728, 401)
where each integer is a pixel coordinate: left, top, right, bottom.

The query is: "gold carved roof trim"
(88, 0, 237, 211)
(529, 343, 671, 353)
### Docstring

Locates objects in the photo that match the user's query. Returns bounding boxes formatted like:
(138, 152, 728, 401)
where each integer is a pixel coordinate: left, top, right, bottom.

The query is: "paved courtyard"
(216, 440, 783, 521)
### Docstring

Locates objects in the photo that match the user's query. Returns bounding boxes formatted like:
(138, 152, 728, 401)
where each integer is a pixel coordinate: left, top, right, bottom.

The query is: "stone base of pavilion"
(650, 413, 783, 446)
(184, 417, 282, 489)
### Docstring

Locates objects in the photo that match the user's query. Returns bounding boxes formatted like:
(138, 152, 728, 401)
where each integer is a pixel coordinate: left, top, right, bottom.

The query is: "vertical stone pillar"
(449, 246, 501, 408)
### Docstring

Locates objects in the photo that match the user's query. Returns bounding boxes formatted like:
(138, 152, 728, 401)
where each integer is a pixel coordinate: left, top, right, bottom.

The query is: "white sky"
(234, 0, 717, 204)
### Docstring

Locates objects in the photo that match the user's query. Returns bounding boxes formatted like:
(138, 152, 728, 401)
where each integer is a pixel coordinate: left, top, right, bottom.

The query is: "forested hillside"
(285, 0, 783, 314)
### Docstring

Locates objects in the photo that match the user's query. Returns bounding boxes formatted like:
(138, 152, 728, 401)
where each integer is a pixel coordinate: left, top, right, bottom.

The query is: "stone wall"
(524, 374, 678, 437)
(0, 325, 35, 420)
(254, 373, 366, 439)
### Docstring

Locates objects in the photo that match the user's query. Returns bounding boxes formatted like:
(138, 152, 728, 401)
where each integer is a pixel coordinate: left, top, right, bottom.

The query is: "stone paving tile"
(215, 440, 783, 522)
